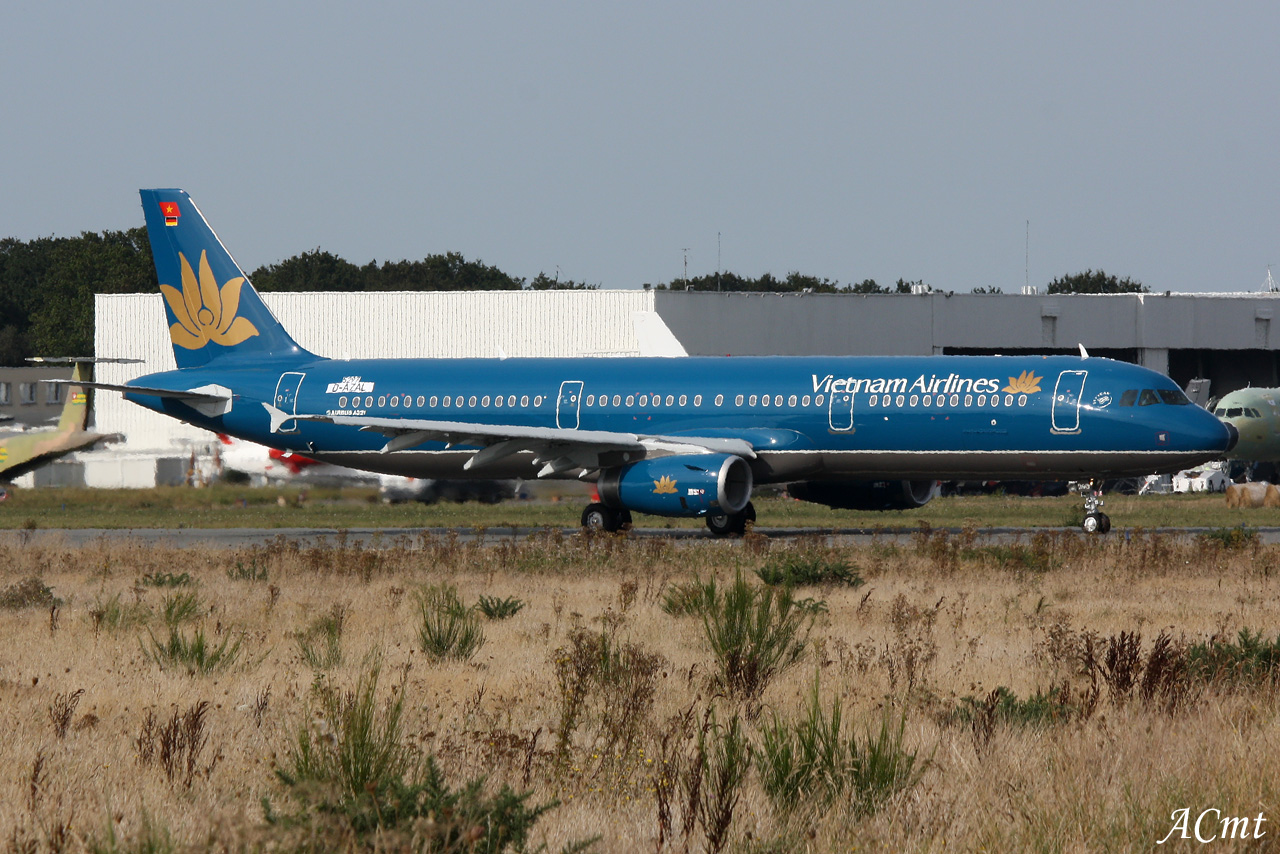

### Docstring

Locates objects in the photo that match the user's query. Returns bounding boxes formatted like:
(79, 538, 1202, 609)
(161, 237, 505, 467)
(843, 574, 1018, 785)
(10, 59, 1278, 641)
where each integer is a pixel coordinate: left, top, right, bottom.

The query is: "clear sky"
(3, 2, 1278, 293)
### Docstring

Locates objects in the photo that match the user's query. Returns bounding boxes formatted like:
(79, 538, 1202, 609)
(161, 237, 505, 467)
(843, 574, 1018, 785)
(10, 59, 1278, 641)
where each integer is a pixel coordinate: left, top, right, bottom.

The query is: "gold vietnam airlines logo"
(1003, 370, 1042, 395)
(160, 251, 260, 350)
(653, 475, 678, 495)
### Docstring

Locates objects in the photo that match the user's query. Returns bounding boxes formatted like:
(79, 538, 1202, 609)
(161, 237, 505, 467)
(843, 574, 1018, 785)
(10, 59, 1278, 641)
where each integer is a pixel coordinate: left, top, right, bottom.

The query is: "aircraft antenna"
(1265, 265, 1277, 293)
(681, 248, 691, 288)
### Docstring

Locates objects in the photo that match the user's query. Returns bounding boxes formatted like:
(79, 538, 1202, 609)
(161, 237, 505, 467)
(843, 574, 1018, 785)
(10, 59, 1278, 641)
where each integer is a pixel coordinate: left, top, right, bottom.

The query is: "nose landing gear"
(1080, 481, 1110, 534)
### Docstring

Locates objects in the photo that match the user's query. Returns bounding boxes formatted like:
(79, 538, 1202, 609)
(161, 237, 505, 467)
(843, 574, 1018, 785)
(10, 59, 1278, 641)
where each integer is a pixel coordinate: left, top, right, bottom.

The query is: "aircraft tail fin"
(54, 362, 90, 434)
(140, 189, 311, 369)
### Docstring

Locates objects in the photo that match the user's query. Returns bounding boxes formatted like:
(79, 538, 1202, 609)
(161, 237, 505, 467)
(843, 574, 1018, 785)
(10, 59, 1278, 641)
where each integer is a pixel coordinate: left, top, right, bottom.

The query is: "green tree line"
(0, 232, 595, 363)
(0, 228, 1146, 363)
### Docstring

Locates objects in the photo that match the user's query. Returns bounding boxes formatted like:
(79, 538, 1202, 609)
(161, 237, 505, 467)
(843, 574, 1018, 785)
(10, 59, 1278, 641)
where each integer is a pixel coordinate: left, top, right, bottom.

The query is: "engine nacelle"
(787, 479, 938, 511)
(599, 454, 753, 518)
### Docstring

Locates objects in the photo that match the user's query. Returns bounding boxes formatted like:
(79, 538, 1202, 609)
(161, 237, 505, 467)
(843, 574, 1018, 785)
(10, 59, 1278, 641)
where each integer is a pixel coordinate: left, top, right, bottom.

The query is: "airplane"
(0, 362, 119, 483)
(61, 189, 1238, 535)
(1213, 387, 1280, 474)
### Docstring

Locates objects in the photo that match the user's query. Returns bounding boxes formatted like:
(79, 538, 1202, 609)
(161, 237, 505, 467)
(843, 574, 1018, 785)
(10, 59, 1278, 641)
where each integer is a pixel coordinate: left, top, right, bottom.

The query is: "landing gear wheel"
(705, 501, 756, 538)
(581, 503, 623, 533)
(1079, 480, 1110, 535)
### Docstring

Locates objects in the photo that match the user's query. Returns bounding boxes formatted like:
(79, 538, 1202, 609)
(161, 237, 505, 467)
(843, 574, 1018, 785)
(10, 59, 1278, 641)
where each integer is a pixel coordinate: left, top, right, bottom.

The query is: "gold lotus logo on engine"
(160, 251, 260, 350)
(1003, 370, 1042, 394)
(652, 475, 678, 494)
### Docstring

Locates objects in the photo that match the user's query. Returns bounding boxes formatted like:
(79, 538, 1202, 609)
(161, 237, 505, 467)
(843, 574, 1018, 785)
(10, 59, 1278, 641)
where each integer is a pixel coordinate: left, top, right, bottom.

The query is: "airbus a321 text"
(62, 190, 1238, 535)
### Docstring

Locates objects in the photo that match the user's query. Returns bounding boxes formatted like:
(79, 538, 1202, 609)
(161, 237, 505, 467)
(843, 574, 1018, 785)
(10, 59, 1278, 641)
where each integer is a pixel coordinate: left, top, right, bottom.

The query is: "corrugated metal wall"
(94, 290, 655, 449)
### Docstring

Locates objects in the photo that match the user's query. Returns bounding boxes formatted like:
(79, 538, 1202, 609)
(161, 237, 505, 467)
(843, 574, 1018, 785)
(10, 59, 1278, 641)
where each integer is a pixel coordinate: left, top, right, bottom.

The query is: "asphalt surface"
(8, 524, 1280, 548)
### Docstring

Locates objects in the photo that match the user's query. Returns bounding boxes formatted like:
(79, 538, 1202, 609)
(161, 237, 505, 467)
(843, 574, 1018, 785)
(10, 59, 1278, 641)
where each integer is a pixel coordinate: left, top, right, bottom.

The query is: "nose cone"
(1223, 421, 1240, 454)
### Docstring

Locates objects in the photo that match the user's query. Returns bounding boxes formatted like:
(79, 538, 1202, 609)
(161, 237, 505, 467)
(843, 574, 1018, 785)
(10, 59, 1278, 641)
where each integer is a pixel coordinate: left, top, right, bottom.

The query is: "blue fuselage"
(126, 353, 1232, 482)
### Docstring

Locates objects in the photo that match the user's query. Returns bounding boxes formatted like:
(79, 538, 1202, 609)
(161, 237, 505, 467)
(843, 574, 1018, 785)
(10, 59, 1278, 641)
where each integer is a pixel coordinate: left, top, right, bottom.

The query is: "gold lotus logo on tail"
(653, 475, 678, 495)
(160, 251, 260, 350)
(1003, 370, 1042, 394)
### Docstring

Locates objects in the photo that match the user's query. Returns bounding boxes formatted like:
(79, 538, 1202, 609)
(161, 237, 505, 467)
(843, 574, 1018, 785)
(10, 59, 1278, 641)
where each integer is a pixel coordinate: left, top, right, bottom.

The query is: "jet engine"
(787, 479, 938, 511)
(599, 453, 753, 518)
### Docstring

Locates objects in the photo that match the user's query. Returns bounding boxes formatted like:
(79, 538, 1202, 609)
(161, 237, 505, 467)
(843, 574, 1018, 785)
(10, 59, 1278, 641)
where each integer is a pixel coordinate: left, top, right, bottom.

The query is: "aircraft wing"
(269, 406, 756, 477)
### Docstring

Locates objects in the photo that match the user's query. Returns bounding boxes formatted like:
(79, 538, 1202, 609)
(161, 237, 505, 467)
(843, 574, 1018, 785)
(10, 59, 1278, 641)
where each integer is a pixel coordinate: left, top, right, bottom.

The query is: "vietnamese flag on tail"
(160, 200, 180, 226)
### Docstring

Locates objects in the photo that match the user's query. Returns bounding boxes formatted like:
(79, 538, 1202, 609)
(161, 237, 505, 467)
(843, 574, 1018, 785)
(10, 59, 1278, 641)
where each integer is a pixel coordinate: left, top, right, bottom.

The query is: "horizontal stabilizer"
(43, 379, 230, 404)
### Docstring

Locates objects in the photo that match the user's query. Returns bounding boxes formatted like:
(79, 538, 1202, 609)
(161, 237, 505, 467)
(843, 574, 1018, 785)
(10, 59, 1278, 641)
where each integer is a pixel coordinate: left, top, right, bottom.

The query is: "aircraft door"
(557, 380, 584, 429)
(829, 389, 855, 432)
(273, 372, 306, 434)
(1051, 370, 1087, 434)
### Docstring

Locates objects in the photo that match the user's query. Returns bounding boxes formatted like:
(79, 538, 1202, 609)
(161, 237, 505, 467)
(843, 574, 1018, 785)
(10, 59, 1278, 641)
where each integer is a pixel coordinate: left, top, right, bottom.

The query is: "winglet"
(1078, 343, 1090, 359)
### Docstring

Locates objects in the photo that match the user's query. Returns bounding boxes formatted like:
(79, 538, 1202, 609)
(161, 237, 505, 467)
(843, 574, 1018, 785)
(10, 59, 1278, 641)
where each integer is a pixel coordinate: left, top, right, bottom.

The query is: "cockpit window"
(1247, 408, 1262, 418)
(1157, 389, 1190, 406)
(1119, 389, 1138, 407)
(1138, 389, 1160, 406)
(1214, 408, 1227, 417)
(1226, 407, 1244, 418)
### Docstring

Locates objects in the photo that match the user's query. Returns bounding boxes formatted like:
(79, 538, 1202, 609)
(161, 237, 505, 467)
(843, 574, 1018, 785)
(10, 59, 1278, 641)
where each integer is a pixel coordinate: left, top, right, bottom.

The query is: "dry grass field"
(0, 528, 1278, 852)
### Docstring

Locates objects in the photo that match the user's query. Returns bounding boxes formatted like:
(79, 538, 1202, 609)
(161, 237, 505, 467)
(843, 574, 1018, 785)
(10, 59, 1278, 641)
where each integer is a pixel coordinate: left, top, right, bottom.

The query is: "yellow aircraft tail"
(54, 362, 90, 434)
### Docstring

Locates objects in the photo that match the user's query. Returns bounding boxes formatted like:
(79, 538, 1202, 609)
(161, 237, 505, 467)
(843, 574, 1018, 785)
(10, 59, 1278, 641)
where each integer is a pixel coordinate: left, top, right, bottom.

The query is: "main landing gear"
(581, 503, 633, 533)
(706, 502, 756, 537)
(1080, 480, 1111, 534)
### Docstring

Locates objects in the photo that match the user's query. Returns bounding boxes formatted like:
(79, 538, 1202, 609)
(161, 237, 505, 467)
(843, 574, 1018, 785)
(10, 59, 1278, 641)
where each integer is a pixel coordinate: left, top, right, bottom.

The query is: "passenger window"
(815, 394, 824, 406)
(923, 395, 932, 406)
(666, 395, 675, 406)
(895, 395, 904, 407)
(964, 395, 973, 407)
(1138, 389, 1159, 406)
(417, 396, 425, 407)
(626, 395, 635, 406)
(469, 396, 478, 407)
(534, 396, 544, 406)
(429, 396, 437, 407)
(950, 394, 959, 406)
(1003, 394, 1013, 406)
(443, 396, 451, 408)
(749, 395, 759, 406)
(1018, 395, 1027, 406)
(585, 395, 594, 406)
(482, 396, 491, 407)
(600, 396, 607, 407)
(869, 396, 878, 407)
(882, 394, 890, 407)
(679, 395, 687, 406)
(774, 395, 783, 406)
(521, 395, 530, 407)
(788, 395, 797, 407)
(612, 395, 620, 406)
(715, 394, 724, 406)
(803, 395, 812, 406)
(339, 396, 348, 407)
(390, 396, 398, 407)
(378, 396, 387, 407)
(735, 395, 744, 406)
(693, 395, 702, 406)
(639, 395, 648, 406)
(1119, 389, 1139, 407)
(456, 396, 464, 407)
(508, 396, 516, 407)
(761, 395, 769, 407)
